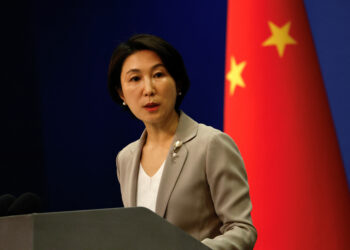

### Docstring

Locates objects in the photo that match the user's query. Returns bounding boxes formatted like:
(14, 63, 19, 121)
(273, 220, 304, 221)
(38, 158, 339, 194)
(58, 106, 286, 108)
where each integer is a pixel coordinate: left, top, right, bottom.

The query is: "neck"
(144, 110, 179, 146)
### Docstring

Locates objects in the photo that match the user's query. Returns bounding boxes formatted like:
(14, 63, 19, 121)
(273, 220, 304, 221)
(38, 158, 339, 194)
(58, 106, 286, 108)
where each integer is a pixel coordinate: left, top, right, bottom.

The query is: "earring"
(178, 92, 182, 96)
(122, 102, 126, 106)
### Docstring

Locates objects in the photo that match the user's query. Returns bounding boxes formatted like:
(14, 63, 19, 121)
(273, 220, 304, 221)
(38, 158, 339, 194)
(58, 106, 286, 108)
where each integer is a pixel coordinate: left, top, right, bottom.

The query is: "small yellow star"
(262, 21, 297, 57)
(226, 56, 247, 95)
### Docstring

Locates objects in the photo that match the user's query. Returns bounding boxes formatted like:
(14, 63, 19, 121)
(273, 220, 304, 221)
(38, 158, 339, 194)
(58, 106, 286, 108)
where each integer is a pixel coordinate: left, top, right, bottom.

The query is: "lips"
(144, 102, 158, 107)
(144, 102, 160, 111)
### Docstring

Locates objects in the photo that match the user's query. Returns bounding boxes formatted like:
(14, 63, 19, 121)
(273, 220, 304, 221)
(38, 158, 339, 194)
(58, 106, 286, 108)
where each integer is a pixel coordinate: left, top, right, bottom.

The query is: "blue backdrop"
(2, 0, 349, 212)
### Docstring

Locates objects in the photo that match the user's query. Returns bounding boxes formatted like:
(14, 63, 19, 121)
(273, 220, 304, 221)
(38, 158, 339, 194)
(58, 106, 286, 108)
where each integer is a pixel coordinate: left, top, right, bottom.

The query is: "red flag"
(224, 1, 350, 249)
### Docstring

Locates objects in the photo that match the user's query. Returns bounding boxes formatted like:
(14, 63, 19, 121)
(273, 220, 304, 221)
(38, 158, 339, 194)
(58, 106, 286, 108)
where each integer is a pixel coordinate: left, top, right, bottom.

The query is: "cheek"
(122, 86, 140, 102)
(161, 83, 177, 101)
(170, 83, 178, 103)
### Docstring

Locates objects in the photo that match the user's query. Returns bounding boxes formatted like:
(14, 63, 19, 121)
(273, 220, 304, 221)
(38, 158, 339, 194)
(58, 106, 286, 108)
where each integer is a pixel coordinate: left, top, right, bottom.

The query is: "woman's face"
(119, 50, 178, 126)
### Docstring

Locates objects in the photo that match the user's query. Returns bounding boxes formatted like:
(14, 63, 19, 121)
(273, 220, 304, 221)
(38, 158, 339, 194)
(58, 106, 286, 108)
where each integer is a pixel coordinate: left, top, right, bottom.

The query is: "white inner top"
(136, 160, 165, 212)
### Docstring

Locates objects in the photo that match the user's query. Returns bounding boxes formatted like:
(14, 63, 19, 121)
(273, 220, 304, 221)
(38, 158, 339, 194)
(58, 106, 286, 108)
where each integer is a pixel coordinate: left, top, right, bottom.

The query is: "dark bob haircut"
(107, 34, 190, 111)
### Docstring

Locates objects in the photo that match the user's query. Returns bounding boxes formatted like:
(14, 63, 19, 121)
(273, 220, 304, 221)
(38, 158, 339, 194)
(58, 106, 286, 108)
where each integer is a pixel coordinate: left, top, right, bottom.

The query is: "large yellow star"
(262, 21, 297, 57)
(226, 56, 247, 96)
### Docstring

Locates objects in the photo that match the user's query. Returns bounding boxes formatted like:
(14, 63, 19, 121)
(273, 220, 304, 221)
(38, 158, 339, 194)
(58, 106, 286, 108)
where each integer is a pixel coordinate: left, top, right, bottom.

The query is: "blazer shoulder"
(197, 123, 222, 136)
(197, 123, 232, 140)
(197, 123, 240, 152)
(117, 139, 139, 164)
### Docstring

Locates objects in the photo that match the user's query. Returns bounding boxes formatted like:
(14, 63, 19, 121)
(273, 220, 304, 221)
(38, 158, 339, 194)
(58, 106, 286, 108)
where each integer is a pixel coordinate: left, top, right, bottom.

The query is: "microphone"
(0, 194, 16, 216)
(7, 192, 41, 216)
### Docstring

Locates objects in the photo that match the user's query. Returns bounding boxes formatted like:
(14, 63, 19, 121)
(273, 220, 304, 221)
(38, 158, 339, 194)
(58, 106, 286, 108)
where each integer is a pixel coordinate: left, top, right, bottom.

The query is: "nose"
(143, 77, 155, 96)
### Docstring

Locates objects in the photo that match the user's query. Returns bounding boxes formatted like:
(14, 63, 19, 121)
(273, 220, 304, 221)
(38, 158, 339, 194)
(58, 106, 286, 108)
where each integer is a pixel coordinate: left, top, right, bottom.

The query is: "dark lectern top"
(0, 207, 210, 250)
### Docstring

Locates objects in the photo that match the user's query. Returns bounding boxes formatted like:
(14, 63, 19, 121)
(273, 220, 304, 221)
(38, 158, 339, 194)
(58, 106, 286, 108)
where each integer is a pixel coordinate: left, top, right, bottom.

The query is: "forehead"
(121, 50, 163, 73)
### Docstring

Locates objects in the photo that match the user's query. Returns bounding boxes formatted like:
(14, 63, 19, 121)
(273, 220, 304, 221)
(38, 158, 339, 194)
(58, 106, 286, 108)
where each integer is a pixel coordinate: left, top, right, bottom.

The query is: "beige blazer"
(116, 112, 257, 250)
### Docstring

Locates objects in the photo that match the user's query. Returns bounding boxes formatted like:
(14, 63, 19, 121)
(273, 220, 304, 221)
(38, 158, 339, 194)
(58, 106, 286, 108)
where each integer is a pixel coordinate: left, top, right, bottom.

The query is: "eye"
(129, 76, 140, 82)
(153, 72, 164, 78)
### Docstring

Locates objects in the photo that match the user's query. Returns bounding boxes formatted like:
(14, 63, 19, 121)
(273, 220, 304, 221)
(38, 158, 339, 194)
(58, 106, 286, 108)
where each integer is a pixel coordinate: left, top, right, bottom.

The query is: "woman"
(108, 34, 257, 250)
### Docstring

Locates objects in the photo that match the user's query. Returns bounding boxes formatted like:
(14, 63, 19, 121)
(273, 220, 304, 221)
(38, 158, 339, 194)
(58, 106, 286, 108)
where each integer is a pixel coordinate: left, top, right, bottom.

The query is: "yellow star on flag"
(262, 21, 297, 57)
(226, 56, 247, 96)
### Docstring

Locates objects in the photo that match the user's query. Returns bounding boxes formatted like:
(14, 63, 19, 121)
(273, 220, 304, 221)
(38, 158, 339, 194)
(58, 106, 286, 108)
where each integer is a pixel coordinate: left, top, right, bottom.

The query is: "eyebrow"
(125, 63, 165, 75)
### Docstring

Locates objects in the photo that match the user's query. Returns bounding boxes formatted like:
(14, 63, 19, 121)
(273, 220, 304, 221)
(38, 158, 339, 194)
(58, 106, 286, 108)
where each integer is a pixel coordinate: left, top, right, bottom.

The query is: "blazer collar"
(156, 111, 198, 217)
(125, 129, 147, 207)
(126, 111, 199, 216)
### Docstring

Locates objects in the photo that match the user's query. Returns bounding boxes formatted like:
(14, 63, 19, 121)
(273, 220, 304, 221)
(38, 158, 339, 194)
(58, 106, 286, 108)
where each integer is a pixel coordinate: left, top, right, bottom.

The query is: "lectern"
(0, 207, 210, 250)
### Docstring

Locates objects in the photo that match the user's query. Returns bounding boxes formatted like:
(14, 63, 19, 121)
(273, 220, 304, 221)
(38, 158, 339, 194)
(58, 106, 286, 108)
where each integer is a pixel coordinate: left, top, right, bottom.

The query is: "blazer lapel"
(155, 112, 198, 217)
(126, 130, 147, 207)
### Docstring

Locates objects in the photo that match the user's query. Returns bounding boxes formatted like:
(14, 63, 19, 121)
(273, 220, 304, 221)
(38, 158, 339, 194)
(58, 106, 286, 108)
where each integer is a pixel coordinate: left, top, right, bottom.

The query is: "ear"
(116, 87, 125, 102)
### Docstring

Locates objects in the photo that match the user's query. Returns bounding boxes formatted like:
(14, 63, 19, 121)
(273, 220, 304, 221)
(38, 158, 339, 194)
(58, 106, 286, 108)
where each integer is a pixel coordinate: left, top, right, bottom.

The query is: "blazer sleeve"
(116, 151, 121, 182)
(201, 132, 257, 250)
